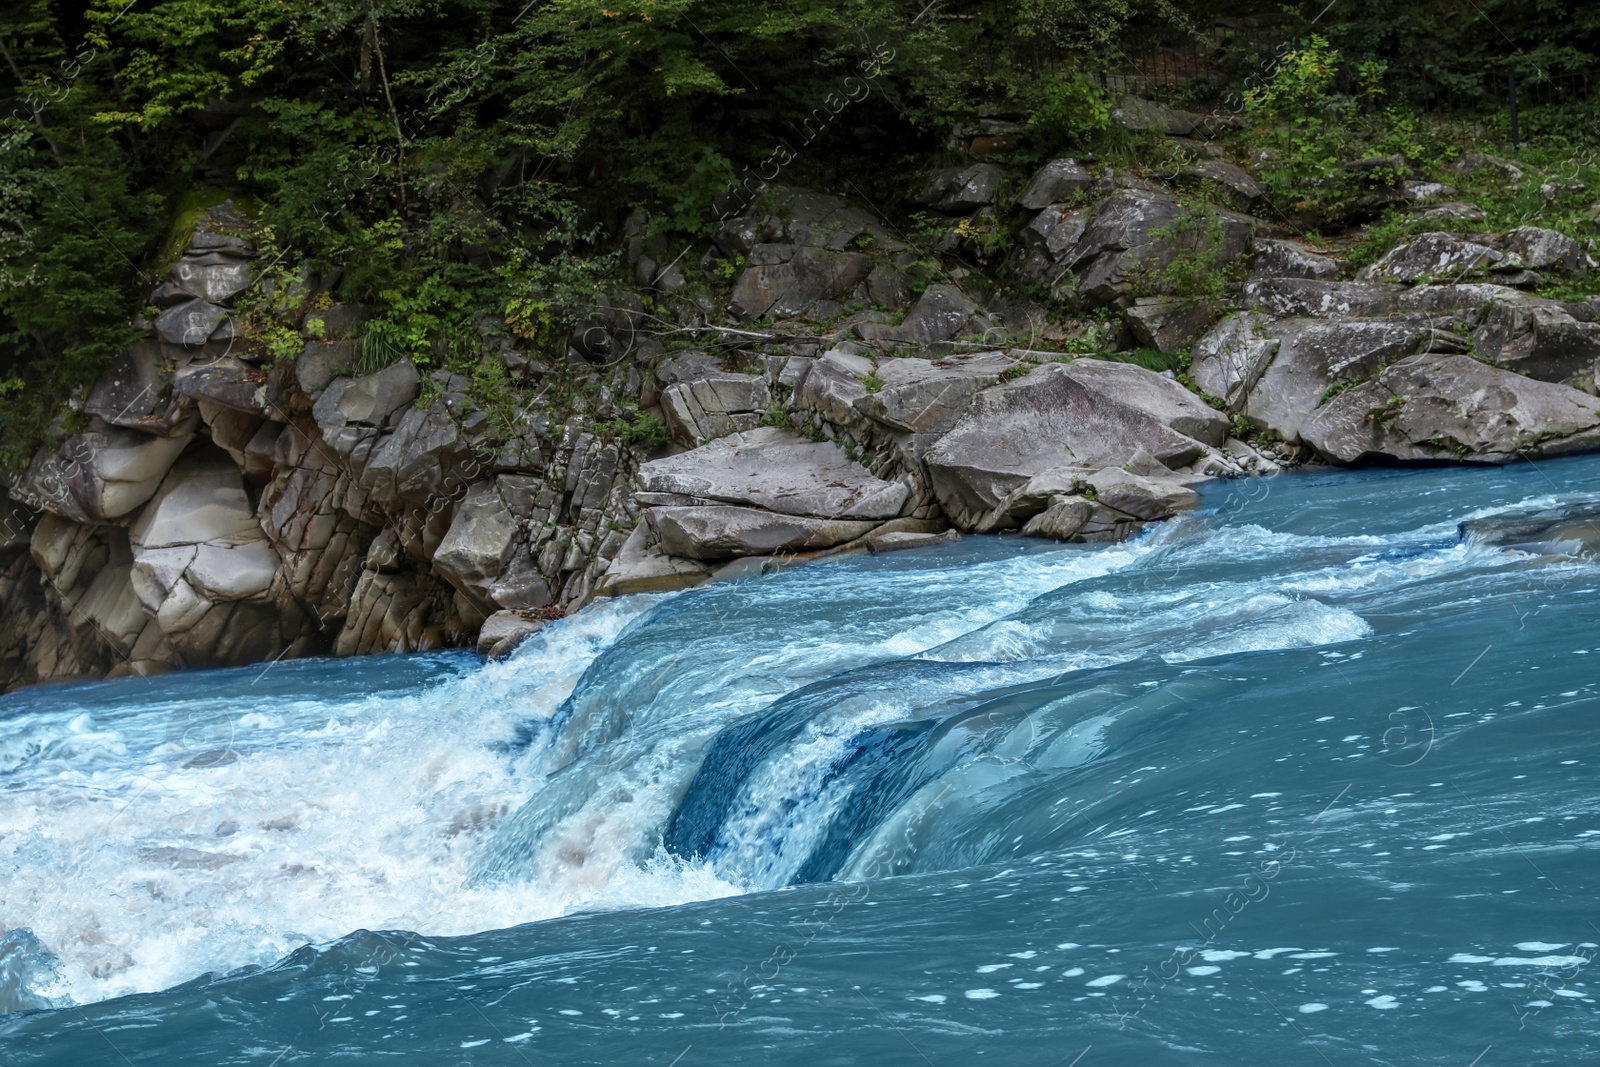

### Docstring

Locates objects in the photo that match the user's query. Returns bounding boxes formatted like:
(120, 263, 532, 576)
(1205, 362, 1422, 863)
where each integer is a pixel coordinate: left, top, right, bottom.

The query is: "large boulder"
(918, 164, 1005, 212)
(924, 363, 1212, 529)
(1185, 161, 1264, 211)
(172, 250, 251, 303)
(593, 520, 711, 596)
(729, 245, 872, 320)
(857, 283, 980, 345)
(659, 373, 771, 447)
(312, 359, 421, 463)
(1020, 205, 1091, 260)
(1019, 159, 1093, 210)
(637, 426, 908, 519)
(1056, 192, 1254, 308)
(155, 299, 232, 346)
(1247, 238, 1342, 284)
(649, 505, 877, 560)
(1503, 226, 1586, 276)
(476, 610, 545, 658)
(14, 420, 197, 523)
(1059, 358, 1230, 446)
(128, 449, 295, 666)
(852, 351, 1013, 435)
(434, 481, 520, 610)
(791, 349, 874, 428)
(1301, 355, 1600, 464)
(1243, 278, 1404, 318)
(358, 395, 475, 505)
(1472, 302, 1600, 384)
(173, 356, 271, 414)
(83, 342, 189, 435)
(1356, 233, 1502, 283)
(1191, 316, 1422, 444)
(1124, 297, 1218, 354)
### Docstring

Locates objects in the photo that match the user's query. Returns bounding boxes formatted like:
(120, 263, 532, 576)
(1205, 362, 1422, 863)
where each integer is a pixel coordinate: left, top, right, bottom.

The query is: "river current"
(2, 456, 1598, 1064)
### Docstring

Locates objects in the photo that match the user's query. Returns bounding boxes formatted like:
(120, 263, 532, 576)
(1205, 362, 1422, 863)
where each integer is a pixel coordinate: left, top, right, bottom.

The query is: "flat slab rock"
(1192, 314, 1426, 444)
(924, 361, 1215, 529)
(637, 426, 909, 520)
(1301, 354, 1600, 464)
(650, 505, 879, 560)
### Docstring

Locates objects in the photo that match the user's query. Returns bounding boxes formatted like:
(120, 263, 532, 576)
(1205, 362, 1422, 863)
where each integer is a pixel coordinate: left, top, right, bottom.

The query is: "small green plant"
(358, 320, 410, 375)
(861, 372, 884, 393)
(1000, 363, 1030, 381)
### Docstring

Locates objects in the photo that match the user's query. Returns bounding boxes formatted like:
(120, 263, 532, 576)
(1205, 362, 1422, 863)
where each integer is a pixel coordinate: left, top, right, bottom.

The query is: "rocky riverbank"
(5, 123, 1600, 690)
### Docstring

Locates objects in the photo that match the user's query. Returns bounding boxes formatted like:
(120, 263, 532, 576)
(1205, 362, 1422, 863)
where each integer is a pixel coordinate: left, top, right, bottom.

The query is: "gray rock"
(1188, 161, 1264, 211)
(650, 505, 878, 560)
(918, 164, 1005, 212)
(1019, 159, 1093, 210)
(14, 419, 197, 523)
(295, 340, 361, 399)
(174, 357, 270, 414)
(84, 342, 186, 435)
(156, 299, 231, 346)
(792, 349, 873, 426)
(895, 283, 980, 344)
(853, 350, 1012, 435)
(1356, 233, 1502, 283)
(775, 187, 881, 250)
(433, 482, 519, 608)
(729, 246, 873, 320)
(1399, 180, 1457, 204)
(1060, 357, 1230, 446)
(864, 530, 960, 553)
(313, 360, 419, 431)
(1111, 96, 1210, 136)
(1503, 226, 1587, 276)
(659, 373, 771, 447)
(1472, 302, 1600, 383)
(1059, 191, 1254, 308)
(476, 609, 545, 658)
(593, 521, 711, 596)
(1302, 354, 1600, 463)
(1192, 316, 1421, 444)
(1415, 201, 1488, 223)
(1124, 297, 1219, 354)
(129, 450, 262, 550)
(172, 252, 251, 304)
(1086, 466, 1201, 521)
(1247, 239, 1341, 284)
(360, 398, 475, 504)
(1243, 278, 1405, 318)
(1020, 205, 1090, 260)
(656, 351, 727, 386)
(924, 363, 1211, 529)
(1447, 153, 1525, 183)
(638, 426, 908, 519)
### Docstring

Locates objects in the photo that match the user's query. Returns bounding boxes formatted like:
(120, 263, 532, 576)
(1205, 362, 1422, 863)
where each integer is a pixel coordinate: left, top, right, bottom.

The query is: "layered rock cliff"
(5, 136, 1600, 690)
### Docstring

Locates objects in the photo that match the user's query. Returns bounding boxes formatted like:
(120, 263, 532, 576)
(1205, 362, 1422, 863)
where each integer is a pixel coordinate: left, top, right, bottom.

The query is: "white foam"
(1298, 1003, 1328, 1013)
(1365, 995, 1399, 1009)
(964, 988, 1001, 1000)
(1085, 974, 1126, 987)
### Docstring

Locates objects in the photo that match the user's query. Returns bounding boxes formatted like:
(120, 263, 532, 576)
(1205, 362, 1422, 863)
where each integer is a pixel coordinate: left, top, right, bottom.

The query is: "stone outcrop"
(10, 146, 1600, 690)
(1302, 355, 1600, 463)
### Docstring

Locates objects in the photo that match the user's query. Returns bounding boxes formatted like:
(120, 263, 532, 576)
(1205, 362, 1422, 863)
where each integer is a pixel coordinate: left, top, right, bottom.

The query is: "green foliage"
(1021, 72, 1111, 160)
(861, 372, 884, 393)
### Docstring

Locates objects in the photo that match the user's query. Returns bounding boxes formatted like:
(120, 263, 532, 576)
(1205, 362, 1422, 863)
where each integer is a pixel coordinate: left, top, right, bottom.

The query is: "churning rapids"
(3, 458, 1600, 1066)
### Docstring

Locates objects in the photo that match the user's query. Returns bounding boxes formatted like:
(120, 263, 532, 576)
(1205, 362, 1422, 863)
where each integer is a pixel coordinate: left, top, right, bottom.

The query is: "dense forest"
(2, 0, 1599, 468)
